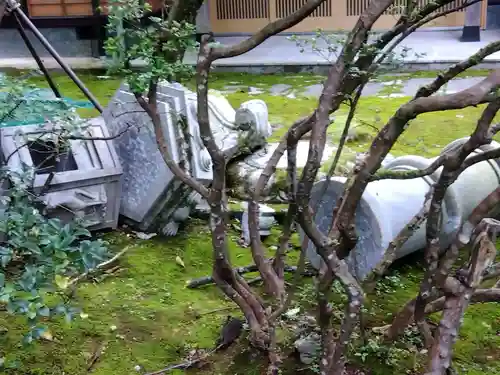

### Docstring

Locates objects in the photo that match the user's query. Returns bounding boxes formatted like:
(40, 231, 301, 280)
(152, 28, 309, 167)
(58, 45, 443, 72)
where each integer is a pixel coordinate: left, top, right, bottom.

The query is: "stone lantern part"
(301, 138, 500, 280)
(0, 116, 123, 230)
(104, 81, 272, 235)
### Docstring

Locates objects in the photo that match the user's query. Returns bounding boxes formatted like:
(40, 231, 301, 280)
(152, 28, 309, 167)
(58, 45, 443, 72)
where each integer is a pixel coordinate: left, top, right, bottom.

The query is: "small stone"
(294, 333, 321, 365)
(345, 161, 355, 170)
(269, 84, 292, 95)
(110, 325, 117, 332)
(248, 86, 264, 94)
(345, 127, 372, 143)
(302, 84, 323, 97)
(284, 307, 301, 319)
(222, 85, 244, 93)
(241, 203, 276, 243)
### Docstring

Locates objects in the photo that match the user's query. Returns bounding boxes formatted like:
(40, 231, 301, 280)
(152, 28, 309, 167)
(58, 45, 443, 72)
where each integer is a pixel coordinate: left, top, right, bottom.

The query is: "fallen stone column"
(301, 137, 500, 280)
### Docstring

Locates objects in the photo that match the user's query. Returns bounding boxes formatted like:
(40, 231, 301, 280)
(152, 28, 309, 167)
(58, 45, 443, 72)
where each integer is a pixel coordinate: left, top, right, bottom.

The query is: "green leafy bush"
(0, 73, 110, 347)
(104, 0, 198, 93)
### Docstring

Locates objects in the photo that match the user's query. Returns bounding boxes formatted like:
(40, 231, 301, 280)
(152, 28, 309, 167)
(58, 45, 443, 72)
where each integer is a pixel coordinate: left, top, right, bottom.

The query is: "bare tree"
(105, 0, 500, 374)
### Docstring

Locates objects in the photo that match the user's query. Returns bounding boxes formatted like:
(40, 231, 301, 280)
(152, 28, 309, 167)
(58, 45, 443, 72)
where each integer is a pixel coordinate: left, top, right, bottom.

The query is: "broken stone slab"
(302, 81, 383, 97)
(104, 81, 272, 235)
(269, 84, 292, 95)
(248, 86, 264, 95)
(240, 201, 276, 243)
(222, 85, 245, 93)
(0, 117, 123, 230)
(294, 333, 321, 365)
(300, 138, 500, 280)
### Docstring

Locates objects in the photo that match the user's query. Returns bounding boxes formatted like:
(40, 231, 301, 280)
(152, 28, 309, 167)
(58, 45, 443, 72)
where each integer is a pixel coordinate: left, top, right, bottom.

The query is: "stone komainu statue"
(103, 81, 273, 236)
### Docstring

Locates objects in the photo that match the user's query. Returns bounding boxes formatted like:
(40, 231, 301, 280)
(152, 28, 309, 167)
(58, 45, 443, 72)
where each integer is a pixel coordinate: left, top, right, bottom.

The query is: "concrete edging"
(1, 57, 499, 73)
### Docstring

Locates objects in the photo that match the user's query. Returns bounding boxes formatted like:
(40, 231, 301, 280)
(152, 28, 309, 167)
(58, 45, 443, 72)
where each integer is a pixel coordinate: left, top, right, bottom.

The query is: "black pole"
(13, 12, 62, 99)
(6, 0, 104, 113)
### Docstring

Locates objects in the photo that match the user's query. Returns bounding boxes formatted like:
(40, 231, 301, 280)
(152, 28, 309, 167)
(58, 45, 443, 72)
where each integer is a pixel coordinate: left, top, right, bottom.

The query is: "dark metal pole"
(13, 12, 62, 98)
(6, 0, 104, 113)
(0, 0, 6, 25)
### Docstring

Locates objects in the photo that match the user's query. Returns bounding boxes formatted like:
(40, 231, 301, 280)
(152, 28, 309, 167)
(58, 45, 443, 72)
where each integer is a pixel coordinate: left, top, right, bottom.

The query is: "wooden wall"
(210, 0, 467, 33)
(25, 0, 164, 18)
(27, 0, 93, 17)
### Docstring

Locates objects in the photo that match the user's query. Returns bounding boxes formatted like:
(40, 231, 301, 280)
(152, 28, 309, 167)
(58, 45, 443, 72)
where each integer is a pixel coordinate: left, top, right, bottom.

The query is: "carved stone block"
(104, 81, 272, 235)
(103, 83, 187, 231)
(0, 117, 122, 230)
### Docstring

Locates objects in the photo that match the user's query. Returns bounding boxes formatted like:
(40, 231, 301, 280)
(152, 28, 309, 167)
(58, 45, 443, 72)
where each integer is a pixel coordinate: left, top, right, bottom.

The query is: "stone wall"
(0, 27, 93, 58)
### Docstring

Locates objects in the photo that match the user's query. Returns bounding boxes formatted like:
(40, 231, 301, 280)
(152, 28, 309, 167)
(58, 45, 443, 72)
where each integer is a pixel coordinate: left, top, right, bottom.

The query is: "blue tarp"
(0, 88, 94, 128)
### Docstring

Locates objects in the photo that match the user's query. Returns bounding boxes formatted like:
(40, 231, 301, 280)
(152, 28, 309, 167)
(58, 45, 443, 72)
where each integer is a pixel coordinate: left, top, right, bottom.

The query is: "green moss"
(0, 221, 283, 374)
(203, 72, 324, 91)
(20, 71, 497, 160)
(1, 70, 499, 375)
(377, 68, 491, 82)
(22, 73, 122, 119)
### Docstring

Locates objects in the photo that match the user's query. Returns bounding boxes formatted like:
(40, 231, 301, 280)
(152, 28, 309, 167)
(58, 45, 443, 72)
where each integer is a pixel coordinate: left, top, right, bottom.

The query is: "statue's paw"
(162, 221, 179, 236)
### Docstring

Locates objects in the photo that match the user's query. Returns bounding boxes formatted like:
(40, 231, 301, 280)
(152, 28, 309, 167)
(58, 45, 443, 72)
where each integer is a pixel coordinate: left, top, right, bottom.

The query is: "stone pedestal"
(241, 202, 276, 243)
(301, 138, 500, 280)
(104, 81, 272, 235)
(0, 117, 123, 230)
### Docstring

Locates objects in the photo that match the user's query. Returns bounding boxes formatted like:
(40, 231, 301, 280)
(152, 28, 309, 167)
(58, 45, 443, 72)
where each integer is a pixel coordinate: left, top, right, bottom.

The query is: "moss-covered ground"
(0, 70, 498, 375)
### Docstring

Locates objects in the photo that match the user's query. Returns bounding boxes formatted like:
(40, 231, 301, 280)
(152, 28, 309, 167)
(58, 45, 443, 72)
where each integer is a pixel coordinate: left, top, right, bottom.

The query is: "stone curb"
(1, 57, 499, 72)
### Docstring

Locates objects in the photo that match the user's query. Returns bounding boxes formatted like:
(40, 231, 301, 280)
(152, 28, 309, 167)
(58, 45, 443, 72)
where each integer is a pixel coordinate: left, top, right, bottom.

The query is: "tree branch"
(425, 287, 500, 315)
(329, 70, 500, 262)
(134, 93, 209, 198)
(426, 218, 500, 375)
(68, 246, 131, 287)
(371, 145, 500, 182)
(415, 98, 500, 347)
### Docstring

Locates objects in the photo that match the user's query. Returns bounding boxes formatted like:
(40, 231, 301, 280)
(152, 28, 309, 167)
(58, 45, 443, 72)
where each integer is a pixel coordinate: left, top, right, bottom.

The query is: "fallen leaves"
(175, 256, 185, 268)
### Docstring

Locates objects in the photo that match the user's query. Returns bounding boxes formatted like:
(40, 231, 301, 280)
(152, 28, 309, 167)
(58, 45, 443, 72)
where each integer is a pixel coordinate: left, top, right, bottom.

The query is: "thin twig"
(194, 306, 240, 319)
(68, 246, 131, 287)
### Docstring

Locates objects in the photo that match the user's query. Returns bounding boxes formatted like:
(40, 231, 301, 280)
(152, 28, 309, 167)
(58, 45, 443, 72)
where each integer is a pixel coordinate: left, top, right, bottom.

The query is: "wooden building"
(0, 0, 163, 28)
(1, 0, 484, 30)
(208, 0, 474, 34)
(0, 0, 489, 54)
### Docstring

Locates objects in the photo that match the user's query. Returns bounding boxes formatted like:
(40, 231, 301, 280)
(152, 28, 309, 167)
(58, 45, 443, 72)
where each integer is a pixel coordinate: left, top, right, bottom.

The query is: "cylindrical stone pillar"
(301, 138, 500, 280)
